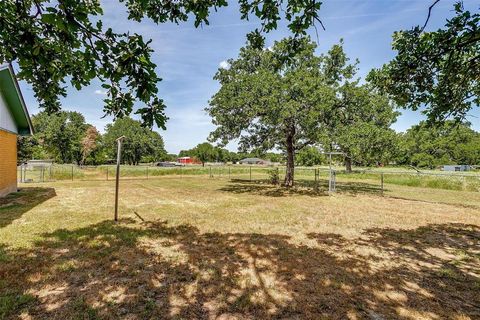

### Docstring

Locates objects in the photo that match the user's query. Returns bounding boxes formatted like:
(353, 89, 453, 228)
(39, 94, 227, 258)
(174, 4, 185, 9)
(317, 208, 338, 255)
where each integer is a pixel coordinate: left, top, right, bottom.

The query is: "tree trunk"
(284, 132, 295, 187)
(345, 156, 352, 173)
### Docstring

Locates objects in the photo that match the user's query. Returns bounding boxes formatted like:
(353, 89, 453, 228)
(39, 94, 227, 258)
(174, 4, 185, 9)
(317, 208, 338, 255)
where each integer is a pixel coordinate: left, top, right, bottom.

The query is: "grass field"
(1, 177, 479, 319)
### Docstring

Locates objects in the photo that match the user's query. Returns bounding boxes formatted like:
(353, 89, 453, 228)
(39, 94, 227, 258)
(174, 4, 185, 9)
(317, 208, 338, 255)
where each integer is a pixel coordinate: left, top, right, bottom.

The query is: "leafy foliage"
(0, 0, 323, 127)
(397, 121, 480, 168)
(103, 117, 167, 165)
(28, 111, 89, 164)
(179, 142, 235, 165)
(207, 37, 348, 186)
(368, 3, 479, 122)
(81, 126, 101, 165)
(296, 147, 325, 166)
(324, 79, 399, 171)
(192, 142, 216, 166)
(267, 167, 280, 185)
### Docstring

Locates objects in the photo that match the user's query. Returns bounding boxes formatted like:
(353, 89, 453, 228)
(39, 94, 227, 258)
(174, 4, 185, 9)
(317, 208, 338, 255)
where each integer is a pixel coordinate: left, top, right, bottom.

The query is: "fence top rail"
(18, 164, 479, 179)
(321, 169, 479, 178)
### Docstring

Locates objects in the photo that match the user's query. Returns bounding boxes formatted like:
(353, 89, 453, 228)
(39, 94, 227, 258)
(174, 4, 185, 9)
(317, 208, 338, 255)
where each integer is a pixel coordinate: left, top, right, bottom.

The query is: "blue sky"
(16, 0, 480, 153)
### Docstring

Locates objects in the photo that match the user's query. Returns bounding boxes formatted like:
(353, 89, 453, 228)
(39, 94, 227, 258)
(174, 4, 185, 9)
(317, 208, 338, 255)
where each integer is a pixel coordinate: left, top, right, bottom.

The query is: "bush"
(268, 168, 280, 185)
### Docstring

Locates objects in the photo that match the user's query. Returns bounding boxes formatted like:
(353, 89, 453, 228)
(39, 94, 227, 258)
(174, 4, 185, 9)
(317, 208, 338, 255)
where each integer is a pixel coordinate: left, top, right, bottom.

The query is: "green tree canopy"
(0, 0, 323, 127)
(398, 120, 480, 168)
(368, 2, 479, 123)
(207, 37, 355, 186)
(30, 111, 89, 164)
(324, 80, 400, 171)
(103, 117, 166, 165)
(193, 142, 216, 167)
(296, 147, 325, 166)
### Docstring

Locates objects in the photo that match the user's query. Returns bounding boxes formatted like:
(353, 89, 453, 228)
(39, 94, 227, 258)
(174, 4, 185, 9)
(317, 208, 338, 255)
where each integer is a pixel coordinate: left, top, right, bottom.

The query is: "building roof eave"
(0, 63, 33, 135)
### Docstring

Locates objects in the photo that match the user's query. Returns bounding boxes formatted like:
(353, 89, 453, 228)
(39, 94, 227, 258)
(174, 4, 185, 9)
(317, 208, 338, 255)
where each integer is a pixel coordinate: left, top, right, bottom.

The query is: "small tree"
(193, 143, 216, 167)
(81, 126, 100, 165)
(207, 37, 352, 187)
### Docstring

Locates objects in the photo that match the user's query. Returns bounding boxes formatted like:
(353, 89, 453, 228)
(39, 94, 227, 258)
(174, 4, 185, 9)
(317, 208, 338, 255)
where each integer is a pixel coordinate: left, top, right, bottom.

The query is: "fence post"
(106, 167, 109, 181)
(381, 173, 384, 196)
(250, 166, 252, 182)
(146, 166, 149, 180)
(228, 167, 231, 180)
(71, 165, 74, 181)
(209, 166, 212, 178)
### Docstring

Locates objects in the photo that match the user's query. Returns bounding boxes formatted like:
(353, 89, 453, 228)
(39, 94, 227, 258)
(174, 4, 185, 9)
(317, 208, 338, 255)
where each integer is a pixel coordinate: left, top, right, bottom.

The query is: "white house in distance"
(442, 165, 471, 172)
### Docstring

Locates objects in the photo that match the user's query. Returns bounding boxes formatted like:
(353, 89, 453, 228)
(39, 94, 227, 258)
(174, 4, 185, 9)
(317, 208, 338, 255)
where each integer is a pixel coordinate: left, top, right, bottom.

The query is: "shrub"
(268, 168, 280, 185)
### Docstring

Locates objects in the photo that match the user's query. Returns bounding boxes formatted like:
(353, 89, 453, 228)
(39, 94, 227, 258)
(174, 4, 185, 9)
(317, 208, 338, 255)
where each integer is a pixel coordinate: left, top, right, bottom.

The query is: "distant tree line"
(17, 112, 167, 165)
(178, 143, 283, 166)
(395, 121, 480, 169)
(17, 111, 479, 170)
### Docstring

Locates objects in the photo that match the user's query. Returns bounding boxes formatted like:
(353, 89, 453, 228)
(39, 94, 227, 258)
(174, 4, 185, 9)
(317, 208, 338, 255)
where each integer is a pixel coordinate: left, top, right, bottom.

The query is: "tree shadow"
(219, 179, 328, 197)
(0, 187, 56, 228)
(219, 179, 382, 197)
(0, 220, 479, 319)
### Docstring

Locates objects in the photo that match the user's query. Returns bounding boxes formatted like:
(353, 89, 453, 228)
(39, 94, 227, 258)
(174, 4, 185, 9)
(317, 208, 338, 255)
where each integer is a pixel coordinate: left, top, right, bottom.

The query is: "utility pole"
(114, 136, 125, 222)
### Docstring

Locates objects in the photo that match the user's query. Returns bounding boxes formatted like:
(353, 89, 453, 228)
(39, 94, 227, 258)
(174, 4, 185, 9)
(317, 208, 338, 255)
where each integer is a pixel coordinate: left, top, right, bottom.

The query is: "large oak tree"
(207, 37, 353, 187)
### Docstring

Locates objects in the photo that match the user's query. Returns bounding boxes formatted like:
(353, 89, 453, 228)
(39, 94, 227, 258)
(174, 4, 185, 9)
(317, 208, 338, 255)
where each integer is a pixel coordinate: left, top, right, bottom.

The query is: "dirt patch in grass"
(0, 178, 479, 319)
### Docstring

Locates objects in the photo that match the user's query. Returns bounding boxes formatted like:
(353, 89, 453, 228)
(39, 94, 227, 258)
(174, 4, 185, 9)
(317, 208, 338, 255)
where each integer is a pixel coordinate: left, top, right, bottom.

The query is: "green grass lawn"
(1, 177, 479, 319)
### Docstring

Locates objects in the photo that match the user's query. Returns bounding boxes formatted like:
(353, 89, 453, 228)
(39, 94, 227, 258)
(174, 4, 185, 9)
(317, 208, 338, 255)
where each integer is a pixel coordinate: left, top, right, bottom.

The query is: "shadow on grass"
(0, 220, 479, 319)
(219, 179, 382, 197)
(0, 187, 56, 228)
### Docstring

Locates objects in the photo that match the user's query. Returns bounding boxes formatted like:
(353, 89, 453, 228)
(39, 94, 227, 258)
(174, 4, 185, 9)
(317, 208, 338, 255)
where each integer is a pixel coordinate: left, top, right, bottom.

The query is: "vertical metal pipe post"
(250, 166, 252, 181)
(381, 173, 384, 196)
(114, 136, 125, 222)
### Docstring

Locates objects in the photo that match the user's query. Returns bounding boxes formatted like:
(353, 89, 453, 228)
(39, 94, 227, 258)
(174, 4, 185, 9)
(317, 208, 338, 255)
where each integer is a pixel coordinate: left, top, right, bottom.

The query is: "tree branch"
(421, 0, 441, 32)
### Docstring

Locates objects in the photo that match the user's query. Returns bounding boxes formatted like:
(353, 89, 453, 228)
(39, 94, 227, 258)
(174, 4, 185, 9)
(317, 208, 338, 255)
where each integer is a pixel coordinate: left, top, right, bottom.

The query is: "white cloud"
(94, 89, 107, 95)
(219, 60, 230, 69)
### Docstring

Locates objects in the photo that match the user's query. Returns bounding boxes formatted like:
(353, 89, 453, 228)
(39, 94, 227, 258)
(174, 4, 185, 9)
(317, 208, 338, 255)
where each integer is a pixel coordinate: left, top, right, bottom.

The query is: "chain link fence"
(17, 164, 480, 206)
